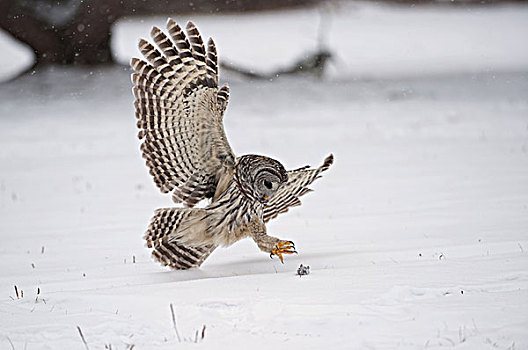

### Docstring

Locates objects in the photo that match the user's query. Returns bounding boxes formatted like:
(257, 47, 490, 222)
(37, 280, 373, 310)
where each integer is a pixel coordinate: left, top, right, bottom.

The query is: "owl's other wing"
(263, 154, 334, 223)
(131, 20, 234, 207)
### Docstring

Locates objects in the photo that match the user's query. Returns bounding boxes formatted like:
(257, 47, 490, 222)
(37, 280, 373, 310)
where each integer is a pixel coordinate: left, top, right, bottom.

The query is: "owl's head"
(236, 155, 288, 203)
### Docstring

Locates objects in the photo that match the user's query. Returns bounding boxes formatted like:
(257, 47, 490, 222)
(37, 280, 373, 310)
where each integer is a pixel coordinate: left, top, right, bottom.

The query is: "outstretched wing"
(131, 20, 235, 207)
(263, 154, 334, 223)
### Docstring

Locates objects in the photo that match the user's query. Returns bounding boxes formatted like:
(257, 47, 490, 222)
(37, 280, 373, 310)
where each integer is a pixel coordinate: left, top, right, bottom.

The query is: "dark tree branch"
(221, 50, 333, 80)
(0, 0, 319, 69)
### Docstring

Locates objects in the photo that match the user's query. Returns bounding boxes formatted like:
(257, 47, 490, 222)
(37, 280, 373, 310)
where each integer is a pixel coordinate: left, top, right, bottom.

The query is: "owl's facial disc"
(236, 155, 287, 203)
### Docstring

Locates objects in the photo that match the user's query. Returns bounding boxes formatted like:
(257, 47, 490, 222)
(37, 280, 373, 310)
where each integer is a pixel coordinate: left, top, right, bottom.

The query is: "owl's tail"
(144, 208, 217, 270)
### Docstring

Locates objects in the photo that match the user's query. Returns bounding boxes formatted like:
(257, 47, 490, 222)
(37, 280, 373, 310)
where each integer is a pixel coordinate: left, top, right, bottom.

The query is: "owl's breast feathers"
(202, 177, 265, 246)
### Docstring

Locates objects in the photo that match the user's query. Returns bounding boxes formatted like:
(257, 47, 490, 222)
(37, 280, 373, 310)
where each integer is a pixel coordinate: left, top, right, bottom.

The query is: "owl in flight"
(131, 20, 333, 269)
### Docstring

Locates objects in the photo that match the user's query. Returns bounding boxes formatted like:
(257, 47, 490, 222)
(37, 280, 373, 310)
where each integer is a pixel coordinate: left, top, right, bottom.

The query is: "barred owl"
(131, 20, 334, 269)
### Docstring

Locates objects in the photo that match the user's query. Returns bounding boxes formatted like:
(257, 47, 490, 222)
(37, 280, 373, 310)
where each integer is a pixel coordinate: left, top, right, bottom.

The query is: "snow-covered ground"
(1, 2, 527, 349)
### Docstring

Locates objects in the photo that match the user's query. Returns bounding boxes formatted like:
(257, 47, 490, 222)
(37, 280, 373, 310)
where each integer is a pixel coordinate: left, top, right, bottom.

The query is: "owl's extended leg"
(251, 232, 297, 263)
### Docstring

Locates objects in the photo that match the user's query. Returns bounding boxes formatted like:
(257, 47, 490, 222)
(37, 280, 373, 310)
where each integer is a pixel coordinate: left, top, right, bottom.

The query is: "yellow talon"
(270, 241, 297, 263)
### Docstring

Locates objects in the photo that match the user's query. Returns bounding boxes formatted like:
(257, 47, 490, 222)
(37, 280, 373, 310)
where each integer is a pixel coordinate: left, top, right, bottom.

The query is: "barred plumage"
(131, 20, 333, 269)
(146, 208, 217, 269)
(263, 155, 334, 223)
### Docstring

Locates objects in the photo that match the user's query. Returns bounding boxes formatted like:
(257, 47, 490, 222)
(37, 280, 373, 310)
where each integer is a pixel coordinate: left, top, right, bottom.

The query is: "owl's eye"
(264, 180, 273, 189)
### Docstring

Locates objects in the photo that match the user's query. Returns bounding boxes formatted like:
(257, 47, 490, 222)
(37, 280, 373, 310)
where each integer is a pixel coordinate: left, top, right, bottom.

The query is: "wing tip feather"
(186, 21, 196, 30)
(318, 154, 334, 173)
(323, 154, 334, 167)
(150, 25, 162, 38)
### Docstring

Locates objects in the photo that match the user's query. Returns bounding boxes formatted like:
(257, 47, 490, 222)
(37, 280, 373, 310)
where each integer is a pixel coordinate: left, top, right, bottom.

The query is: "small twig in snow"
(6, 336, 15, 350)
(169, 304, 181, 342)
(77, 326, 90, 350)
(201, 325, 206, 341)
(459, 326, 466, 343)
